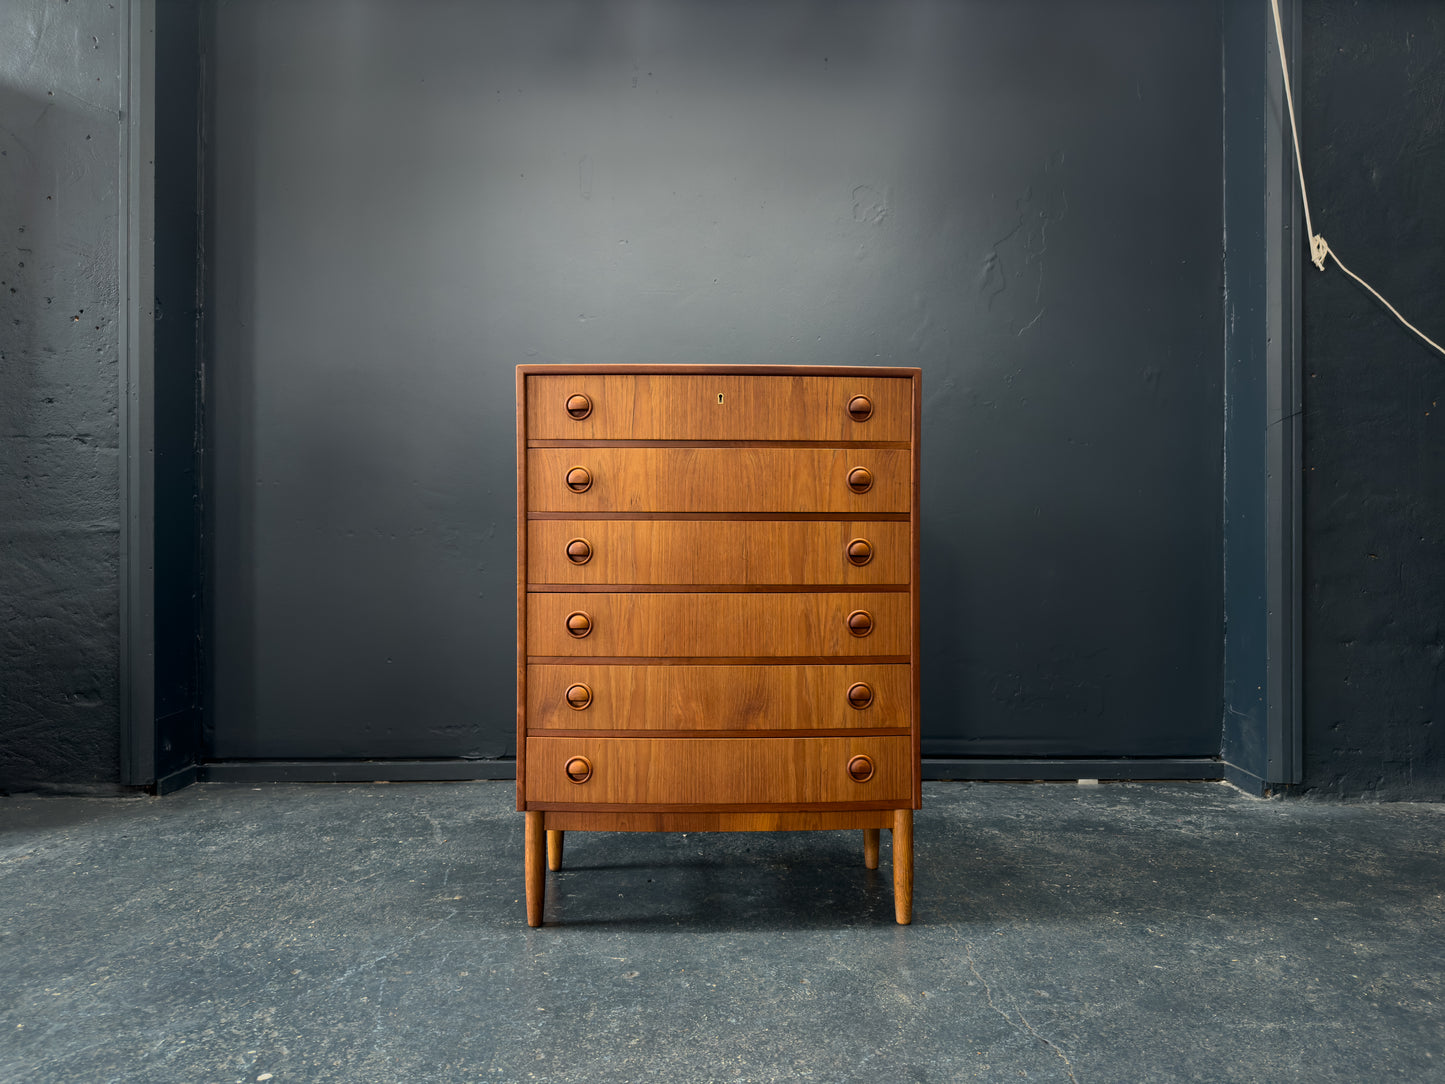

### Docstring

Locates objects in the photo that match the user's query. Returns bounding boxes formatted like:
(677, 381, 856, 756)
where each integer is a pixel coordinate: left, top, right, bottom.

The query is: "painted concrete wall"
(0, 1, 124, 790)
(1300, 1, 1445, 798)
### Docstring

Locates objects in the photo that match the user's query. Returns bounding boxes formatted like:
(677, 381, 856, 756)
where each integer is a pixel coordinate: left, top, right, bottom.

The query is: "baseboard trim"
(921, 757, 1223, 781)
(155, 764, 200, 795)
(192, 756, 1221, 785)
(199, 759, 517, 784)
(1220, 761, 1270, 796)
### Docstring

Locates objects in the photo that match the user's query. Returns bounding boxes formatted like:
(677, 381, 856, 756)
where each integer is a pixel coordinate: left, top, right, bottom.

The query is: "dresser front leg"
(892, 809, 913, 925)
(547, 829, 565, 871)
(525, 812, 546, 927)
(863, 828, 880, 870)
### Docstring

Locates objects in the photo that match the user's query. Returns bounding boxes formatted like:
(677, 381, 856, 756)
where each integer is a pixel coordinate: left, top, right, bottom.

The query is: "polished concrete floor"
(0, 780, 1442, 1083)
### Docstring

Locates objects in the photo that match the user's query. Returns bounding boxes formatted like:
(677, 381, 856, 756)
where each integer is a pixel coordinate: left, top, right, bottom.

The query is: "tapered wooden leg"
(892, 809, 913, 925)
(525, 812, 545, 927)
(547, 829, 564, 871)
(863, 828, 880, 870)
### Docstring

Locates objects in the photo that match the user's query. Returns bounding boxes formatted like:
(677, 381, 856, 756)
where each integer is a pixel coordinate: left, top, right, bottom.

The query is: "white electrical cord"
(1269, 0, 1445, 360)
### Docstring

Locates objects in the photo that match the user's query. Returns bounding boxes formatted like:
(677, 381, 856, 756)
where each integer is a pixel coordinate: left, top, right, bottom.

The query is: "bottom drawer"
(525, 735, 912, 807)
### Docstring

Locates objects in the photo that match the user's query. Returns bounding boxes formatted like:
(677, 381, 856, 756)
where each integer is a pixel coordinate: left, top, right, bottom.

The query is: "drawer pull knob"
(565, 611, 592, 638)
(846, 538, 873, 566)
(565, 393, 593, 420)
(565, 683, 593, 710)
(847, 395, 874, 422)
(847, 466, 873, 493)
(846, 609, 874, 637)
(565, 466, 592, 493)
(565, 538, 593, 565)
(564, 755, 593, 784)
(847, 682, 875, 709)
(847, 755, 875, 783)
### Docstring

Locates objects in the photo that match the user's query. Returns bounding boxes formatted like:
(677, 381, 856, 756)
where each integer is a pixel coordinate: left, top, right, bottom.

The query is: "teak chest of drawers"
(516, 364, 921, 925)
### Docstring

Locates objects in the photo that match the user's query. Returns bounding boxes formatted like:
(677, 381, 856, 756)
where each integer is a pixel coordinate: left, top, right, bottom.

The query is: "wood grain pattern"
(527, 664, 912, 731)
(893, 809, 914, 924)
(524, 811, 544, 926)
(527, 448, 910, 513)
(910, 368, 923, 809)
(527, 592, 911, 657)
(527, 374, 912, 442)
(542, 810, 896, 832)
(516, 367, 529, 810)
(525, 735, 912, 805)
(527, 520, 910, 585)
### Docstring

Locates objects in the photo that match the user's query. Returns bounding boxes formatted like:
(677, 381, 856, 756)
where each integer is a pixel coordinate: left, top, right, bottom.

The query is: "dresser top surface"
(518, 364, 921, 379)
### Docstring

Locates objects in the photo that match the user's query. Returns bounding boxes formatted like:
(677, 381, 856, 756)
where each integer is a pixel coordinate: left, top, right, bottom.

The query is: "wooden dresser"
(516, 364, 921, 925)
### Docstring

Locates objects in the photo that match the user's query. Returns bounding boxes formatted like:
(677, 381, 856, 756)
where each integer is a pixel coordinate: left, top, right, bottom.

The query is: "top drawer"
(526, 374, 913, 443)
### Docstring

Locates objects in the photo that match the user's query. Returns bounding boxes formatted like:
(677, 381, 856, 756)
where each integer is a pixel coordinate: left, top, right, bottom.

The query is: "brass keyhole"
(718, 393, 724, 404)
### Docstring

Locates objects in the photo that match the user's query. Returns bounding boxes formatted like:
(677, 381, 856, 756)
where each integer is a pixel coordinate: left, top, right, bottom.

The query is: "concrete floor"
(0, 781, 1441, 1083)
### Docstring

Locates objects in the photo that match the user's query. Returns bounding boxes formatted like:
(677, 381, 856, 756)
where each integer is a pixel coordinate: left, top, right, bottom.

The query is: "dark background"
(203, 0, 1223, 763)
(2, 0, 1442, 798)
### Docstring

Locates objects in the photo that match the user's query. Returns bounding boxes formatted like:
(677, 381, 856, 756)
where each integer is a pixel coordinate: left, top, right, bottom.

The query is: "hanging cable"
(1269, 0, 1445, 360)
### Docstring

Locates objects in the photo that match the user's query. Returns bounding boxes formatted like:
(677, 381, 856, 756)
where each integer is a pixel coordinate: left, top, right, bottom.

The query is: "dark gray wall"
(1300, 1, 1445, 799)
(0, 1, 124, 790)
(204, 0, 1225, 762)
(153, 0, 205, 779)
(1220, 0, 1271, 782)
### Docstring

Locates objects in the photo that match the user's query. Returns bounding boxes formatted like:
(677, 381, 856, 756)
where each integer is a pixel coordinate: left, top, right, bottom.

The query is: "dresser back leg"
(892, 809, 914, 925)
(525, 811, 546, 926)
(547, 829, 565, 871)
(863, 828, 880, 869)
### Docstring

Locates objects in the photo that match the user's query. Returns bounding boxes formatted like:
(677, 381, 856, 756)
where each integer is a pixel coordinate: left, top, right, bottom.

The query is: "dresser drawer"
(528, 592, 911, 657)
(528, 520, 911, 585)
(525, 735, 912, 806)
(527, 447, 910, 513)
(527, 663, 912, 731)
(526, 373, 912, 442)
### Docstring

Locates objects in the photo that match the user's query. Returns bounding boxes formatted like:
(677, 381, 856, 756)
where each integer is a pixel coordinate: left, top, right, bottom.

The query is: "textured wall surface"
(1301, 2, 1445, 798)
(0, 2, 124, 790)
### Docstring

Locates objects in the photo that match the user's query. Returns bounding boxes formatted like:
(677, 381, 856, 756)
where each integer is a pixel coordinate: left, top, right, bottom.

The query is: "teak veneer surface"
(517, 364, 921, 926)
(526, 447, 910, 513)
(525, 735, 912, 806)
(527, 592, 910, 657)
(541, 810, 898, 832)
(526, 663, 912, 731)
(526, 374, 911, 442)
(527, 519, 911, 586)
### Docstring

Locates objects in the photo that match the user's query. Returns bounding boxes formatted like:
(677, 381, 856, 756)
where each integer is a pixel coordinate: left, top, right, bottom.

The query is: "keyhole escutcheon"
(718, 392, 724, 404)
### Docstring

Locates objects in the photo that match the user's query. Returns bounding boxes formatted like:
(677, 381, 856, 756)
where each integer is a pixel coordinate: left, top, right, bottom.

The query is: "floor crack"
(964, 940, 1080, 1083)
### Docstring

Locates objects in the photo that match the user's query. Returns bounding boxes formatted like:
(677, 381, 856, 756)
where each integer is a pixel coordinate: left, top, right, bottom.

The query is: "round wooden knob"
(847, 395, 874, 422)
(847, 682, 874, 709)
(564, 756, 593, 784)
(565, 466, 592, 493)
(565, 538, 592, 565)
(565, 683, 592, 710)
(565, 611, 592, 638)
(565, 393, 592, 420)
(847, 466, 873, 493)
(847, 755, 875, 782)
(846, 609, 873, 637)
(846, 538, 873, 566)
